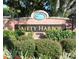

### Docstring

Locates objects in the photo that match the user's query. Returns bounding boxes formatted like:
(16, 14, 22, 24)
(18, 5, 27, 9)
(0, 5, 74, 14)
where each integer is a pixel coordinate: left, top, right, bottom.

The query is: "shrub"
(3, 30, 16, 40)
(27, 32, 33, 39)
(46, 29, 75, 41)
(35, 39, 62, 59)
(17, 35, 28, 41)
(61, 30, 74, 39)
(46, 29, 62, 41)
(13, 39, 35, 57)
(14, 30, 25, 38)
(3, 30, 15, 49)
(72, 32, 76, 39)
(3, 37, 14, 49)
(17, 32, 33, 41)
(60, 50, 76, 59)
(38, 54, 51, 59)
(60, 39, 76, 53)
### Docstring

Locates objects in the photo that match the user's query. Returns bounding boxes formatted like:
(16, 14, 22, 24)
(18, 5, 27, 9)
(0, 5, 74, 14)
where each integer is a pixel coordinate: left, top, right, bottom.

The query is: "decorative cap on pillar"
(31, 10, 49, 20)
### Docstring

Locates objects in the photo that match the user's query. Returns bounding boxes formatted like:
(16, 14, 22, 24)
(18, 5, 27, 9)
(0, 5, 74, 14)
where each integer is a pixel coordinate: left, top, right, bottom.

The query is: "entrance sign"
(4, 10, 71, 31)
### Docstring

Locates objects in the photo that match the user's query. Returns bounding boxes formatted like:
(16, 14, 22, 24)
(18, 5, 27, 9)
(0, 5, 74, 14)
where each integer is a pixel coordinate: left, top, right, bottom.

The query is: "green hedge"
(3, 30, 16, 49)
(3, 30, 26, 40)
(13, 39, 35, 57)
(14, 30, 25, 39)
(13, 39, 62, 58)
(17, 32, 33, 41)
(46, 29, 75, 41)
(60, 39, 76, 53)
(35, 39, 62, 59)
(3, 30, 16, 40)
(17, 35, 28, 41)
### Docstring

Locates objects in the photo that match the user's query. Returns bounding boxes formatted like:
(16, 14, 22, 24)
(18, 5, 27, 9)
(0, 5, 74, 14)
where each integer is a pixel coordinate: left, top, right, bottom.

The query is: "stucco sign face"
(31, 10, 49, 20)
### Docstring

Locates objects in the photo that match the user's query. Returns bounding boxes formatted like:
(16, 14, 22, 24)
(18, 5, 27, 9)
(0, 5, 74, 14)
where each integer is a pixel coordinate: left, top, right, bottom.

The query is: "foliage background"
(3, 0, 76, 18)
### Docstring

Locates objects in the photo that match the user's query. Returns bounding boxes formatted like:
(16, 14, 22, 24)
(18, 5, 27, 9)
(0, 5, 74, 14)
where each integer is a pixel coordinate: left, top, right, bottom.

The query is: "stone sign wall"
(3, 10, 75, 31)
(3, 17, 73, 31)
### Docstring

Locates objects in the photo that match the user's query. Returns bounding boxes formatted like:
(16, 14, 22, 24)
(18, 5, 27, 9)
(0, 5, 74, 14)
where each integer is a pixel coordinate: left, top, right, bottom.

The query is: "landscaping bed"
(3, 29, 76, 59)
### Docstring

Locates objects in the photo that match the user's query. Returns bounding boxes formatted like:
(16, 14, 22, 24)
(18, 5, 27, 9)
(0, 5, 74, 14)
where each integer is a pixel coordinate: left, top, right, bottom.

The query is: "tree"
(3, 0, 76, 18)
(49, 0, 76, 17)
(3, 4, 10, 16)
